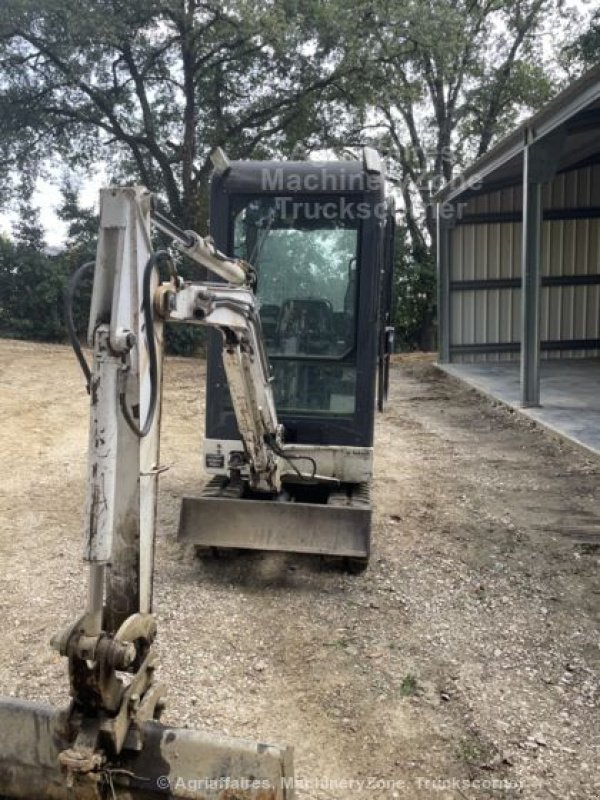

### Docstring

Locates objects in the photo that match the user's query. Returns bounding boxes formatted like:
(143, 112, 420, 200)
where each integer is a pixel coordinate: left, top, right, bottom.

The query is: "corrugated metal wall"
(449, 164, 600, 362)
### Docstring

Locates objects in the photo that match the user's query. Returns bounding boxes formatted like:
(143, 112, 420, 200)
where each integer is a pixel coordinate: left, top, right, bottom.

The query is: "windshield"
(231, 195, 359, 416)
(233, 197, 359, 358)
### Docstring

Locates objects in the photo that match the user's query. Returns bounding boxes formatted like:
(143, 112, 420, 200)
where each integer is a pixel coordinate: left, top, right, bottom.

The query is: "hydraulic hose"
(64, 261, 95, 392)
(119, 250, 169, 438)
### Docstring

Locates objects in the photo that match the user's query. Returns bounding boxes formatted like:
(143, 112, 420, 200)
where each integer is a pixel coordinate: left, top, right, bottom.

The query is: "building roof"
(436, 63, 600, 203)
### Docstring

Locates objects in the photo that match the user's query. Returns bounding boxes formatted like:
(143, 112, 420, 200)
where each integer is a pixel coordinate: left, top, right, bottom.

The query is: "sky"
(0, 167, 109, 248)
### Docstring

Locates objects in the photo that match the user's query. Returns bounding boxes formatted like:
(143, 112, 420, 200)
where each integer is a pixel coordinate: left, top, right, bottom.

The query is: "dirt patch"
(0, 340, 598, 799)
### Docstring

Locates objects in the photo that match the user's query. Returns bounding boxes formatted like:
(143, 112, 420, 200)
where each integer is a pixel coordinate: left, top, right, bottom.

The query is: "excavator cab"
(179, 151, 396, 568)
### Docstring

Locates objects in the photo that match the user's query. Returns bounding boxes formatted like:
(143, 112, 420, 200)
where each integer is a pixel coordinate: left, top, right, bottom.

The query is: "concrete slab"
(438, 359, 600, 457)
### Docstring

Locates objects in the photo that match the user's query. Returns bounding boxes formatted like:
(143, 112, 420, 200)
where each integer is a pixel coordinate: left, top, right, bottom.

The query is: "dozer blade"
(179, 494, 371, 558)
(0, 697, 293, 800)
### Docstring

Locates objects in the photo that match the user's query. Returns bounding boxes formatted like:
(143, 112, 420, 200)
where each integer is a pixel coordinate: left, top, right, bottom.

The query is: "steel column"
(520, 126, 565, 408)
(520, 145, 543, 407)
(437, 203, 455, 363)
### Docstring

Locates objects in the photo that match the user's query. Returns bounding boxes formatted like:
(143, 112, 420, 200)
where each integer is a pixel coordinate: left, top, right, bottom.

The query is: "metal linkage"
(50, 612, 166, 787)
(151, 208, 255, 287)
(156, 277, 283, 493)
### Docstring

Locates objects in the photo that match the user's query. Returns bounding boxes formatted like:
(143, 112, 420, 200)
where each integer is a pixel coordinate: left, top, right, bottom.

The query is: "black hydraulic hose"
(119, 250, 169, 438)
(264, 433, 317, 481)
(64, 261, 95, 392)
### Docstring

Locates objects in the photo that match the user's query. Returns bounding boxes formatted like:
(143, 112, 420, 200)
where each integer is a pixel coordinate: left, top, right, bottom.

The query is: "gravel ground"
(0, 339, 598, 800)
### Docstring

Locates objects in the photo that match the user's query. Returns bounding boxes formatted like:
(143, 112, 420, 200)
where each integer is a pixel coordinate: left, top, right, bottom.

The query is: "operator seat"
(277, 298, 333, 355)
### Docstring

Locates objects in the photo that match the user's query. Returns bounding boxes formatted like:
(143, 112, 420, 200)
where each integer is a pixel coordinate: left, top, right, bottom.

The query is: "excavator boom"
(0, 186, 293, 800)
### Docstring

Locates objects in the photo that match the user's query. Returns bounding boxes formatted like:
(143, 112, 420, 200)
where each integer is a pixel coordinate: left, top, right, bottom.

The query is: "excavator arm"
(156, 276, 283, 493)
(152, 206, 321, 494)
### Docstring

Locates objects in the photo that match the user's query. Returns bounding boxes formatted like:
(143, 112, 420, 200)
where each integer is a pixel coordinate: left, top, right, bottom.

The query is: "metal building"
(435, 64, 600, 454)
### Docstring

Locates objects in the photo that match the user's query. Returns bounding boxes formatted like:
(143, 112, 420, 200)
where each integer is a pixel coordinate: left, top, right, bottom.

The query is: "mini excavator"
(0, 149, 394, 799)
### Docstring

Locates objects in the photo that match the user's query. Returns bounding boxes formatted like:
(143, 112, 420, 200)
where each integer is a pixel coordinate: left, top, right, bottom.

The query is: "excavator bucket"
(0, 698, 293, 800)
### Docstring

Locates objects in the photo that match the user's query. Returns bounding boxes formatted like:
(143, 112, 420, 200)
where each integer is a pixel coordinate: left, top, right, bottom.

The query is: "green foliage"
(561, 10, 600, 75)
(400, 673, 419, 697)
(57, 183, 99, 257)
(332, 0, 569, 253)
(0, 193, 65, 341)
(0, 229, 207, 355)
(333, 0, 572, 346)
(0, 0, 587, 353)
(13, 195, 46, 251)
(0, 0, 360, 228)
(0, 184, 204, 355)
(165, 324, 206, 357)
(0, 237, 69, 340)
(0, 190, 93, 344)
(393, 228, 436, 352)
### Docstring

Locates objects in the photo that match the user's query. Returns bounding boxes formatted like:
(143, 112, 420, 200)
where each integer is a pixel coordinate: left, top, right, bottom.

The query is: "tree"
(57, 183, 98, 258)
(0, 0, 366, 353)
(0, 186, 66, 341)
(55, 184, 98, 339)
(333, 0, 565, 259)
(561, 9, 600, 76)
(392, 226, 436, 351)
(0, 0, 357, 228)
(0, 236, 69, 341)
(0, 0, 582, 353)
(12, 180, 46, 251)
(317, 0, 571, 350)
